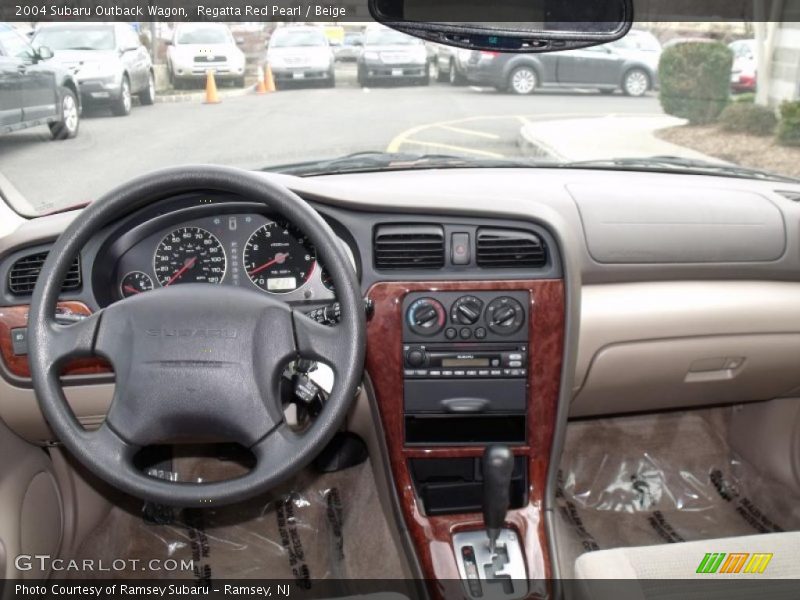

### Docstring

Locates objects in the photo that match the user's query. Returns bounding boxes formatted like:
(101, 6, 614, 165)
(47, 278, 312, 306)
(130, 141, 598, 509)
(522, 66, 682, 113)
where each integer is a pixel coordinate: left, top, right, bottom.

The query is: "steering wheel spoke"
(39, 309, 105, 373)
(292, 311, 353, 375)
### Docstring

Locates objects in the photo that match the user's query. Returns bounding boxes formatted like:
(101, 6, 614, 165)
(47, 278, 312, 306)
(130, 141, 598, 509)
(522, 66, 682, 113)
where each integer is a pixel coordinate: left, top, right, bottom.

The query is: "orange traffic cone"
(255, 67, 267, 94)
(203, 70, 221, 104)
(265, 65, 276, 93)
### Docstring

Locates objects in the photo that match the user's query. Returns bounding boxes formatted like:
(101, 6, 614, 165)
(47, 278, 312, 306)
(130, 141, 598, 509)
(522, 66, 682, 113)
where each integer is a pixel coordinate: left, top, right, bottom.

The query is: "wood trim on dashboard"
(365, 279, 564, 599)
(0, 302, 112, 379)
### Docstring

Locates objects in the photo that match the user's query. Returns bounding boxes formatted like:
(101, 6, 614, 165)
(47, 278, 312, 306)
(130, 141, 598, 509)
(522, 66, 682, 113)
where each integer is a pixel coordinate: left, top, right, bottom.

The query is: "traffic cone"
(265, 65, 276, 93)
(203, 70, 221, 104)
(255, 67, 267, 94)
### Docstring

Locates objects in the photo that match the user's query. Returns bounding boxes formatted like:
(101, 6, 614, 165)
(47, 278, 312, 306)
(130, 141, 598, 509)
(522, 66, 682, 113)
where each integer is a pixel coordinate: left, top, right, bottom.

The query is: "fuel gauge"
(120, 271, 154, 298)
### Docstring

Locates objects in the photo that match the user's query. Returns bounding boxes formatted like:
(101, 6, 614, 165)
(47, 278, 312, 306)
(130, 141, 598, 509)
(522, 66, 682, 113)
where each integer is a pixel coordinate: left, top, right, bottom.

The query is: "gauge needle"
(123, 285, 141, 295)
(166, 256, 197, 286)
(248, 253, 289, 277)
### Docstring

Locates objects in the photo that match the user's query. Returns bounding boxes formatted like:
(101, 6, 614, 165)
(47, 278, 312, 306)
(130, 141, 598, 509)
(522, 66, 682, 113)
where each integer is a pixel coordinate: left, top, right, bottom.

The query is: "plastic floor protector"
(555, 407, 800, 578)
(68, 459, 405, 583)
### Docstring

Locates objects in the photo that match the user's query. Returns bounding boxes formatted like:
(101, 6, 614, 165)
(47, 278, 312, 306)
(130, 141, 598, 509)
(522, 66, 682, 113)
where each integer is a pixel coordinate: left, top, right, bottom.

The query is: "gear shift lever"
(482, 445, 514, 553)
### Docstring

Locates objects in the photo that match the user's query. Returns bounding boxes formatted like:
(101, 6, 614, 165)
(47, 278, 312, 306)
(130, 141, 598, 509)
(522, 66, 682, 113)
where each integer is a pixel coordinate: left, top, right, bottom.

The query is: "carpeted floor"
(69, 459, 405, 583)
(555, 407, 800, 578)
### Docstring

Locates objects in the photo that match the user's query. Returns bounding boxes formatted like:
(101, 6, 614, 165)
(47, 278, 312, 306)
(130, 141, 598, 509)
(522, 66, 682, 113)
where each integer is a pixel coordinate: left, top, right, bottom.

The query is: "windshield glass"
(364, 28, 422, 46)
(1, 20, 798, 217)
(270, 29, 327, 48)
(33, 26, 115, 51)
(176, 25, 230, 45)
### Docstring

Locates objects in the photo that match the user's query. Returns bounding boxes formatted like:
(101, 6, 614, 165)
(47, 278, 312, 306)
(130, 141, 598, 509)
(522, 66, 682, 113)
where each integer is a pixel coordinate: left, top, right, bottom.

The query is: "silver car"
(335, 32, 363, 62)
(267, 26, 335, 88)
(31, 23, 154, 116)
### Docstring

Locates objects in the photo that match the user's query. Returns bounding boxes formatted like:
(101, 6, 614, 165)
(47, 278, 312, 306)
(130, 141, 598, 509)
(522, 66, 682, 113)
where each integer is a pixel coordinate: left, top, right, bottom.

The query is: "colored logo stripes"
(696, 552, 773, 574)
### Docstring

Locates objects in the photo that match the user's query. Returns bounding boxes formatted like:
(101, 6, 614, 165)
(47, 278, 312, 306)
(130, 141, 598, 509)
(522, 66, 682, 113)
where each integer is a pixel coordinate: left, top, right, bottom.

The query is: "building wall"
(768, 21, 800, 105)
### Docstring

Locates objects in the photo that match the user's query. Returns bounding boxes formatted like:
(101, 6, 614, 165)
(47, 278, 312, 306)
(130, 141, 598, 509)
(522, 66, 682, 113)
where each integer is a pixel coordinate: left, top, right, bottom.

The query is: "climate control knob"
(451, 295, 484, 325)
(486, 297, 524, 335)
(406, 297, 446, 336)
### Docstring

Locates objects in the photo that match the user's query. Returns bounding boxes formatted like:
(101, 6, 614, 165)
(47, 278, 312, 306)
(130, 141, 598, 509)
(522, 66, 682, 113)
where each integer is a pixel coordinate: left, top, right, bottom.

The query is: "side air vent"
(775, 190, 800, 202)
(8, 251, 82, 295)
(374, 224, 445, 270)
(476, 228, 547, 268)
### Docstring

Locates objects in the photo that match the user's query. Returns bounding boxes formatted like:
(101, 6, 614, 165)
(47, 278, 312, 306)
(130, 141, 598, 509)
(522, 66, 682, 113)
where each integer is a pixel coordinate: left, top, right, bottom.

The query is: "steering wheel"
(27, 166, 366, 507)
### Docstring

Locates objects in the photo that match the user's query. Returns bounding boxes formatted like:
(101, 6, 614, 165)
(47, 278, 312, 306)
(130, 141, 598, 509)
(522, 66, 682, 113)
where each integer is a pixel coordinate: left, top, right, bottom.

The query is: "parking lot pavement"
(0, 65, 662, 213)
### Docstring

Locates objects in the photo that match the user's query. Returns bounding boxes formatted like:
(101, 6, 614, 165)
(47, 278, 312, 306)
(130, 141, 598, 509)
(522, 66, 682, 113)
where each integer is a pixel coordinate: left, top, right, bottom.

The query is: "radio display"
(441, 358, 490, 367)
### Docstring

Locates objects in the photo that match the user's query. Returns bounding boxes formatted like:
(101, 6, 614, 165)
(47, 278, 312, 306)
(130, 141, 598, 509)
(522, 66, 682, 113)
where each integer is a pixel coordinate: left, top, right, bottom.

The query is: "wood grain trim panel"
(365, 279, 564, 599)
(0, 302, 111, 379)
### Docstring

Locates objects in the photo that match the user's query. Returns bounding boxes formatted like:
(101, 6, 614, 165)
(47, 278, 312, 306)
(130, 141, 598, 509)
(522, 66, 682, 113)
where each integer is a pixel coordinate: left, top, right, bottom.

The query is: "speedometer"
(153, 226, 226, 286)
(244, 221, 316, 293)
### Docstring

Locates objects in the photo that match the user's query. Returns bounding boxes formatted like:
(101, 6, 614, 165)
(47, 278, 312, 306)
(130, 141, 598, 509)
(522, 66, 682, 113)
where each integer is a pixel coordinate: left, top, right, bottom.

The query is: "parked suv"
(267, 26, 335, 88)
(0, 23, 80, 139)
(357, 26, 429, 87)
(463, 29, 661, 95)
(32, 23, 154, 116)
(167, 23, 246, 88)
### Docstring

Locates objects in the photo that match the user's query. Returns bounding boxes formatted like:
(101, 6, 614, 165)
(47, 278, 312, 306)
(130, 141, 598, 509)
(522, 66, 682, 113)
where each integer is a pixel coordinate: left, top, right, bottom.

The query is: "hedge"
(718, 103, 777, 136)
(659, 42, 733, 125)
(777, 101, 800, 147)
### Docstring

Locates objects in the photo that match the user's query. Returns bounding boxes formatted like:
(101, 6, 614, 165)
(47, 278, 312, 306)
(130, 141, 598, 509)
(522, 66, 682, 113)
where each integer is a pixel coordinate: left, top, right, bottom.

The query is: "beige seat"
(570, 532, 800, 600)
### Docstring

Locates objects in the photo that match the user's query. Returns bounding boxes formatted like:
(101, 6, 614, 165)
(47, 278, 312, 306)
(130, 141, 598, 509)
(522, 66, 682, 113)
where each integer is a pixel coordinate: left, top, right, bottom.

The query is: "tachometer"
(153, 226, 226, 286)
(120, 271, 154, 298)
(244, 220, 316, 293)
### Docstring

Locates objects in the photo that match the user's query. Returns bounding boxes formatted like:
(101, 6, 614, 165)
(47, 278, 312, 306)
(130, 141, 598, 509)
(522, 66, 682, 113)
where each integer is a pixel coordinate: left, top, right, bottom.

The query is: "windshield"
(1, 20, 798, 217)
(33, 26, 115, 51)
(270, 29, 327, 48)
(175, 25, 231, 45)
(364, 28, 422, 46)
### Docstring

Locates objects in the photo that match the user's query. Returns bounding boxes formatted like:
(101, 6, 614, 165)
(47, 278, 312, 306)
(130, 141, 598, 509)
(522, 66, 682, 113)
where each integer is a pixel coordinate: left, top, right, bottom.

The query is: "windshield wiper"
(266, 151, 528, 176)
(563, 155, 800, 184)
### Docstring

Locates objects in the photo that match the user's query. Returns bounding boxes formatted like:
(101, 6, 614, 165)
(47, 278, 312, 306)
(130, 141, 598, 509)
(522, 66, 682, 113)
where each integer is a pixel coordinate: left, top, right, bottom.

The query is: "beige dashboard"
(2, 167, 800, 443)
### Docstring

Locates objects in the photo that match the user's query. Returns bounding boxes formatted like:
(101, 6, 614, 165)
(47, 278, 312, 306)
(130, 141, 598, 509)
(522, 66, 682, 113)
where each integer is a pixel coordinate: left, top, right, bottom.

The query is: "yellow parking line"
(400, 138, 505, 158)
(438, 125, 501, 140)
(386, 113, 620, 156)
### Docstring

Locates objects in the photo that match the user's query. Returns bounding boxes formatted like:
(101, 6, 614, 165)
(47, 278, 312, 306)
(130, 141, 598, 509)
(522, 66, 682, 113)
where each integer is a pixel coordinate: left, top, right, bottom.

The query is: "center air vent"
(374, 224, 445, 270)
(8, 251, 82, 295)
(476, 228, 547, 268)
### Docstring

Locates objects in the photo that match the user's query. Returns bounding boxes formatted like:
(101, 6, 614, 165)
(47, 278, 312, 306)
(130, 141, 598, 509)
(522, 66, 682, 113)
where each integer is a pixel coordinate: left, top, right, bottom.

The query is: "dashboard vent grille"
(374, 225, 445, 270)
(775, 190, 800, 202)
(476, 228, 547, 268)
(8, 251, 82, 295)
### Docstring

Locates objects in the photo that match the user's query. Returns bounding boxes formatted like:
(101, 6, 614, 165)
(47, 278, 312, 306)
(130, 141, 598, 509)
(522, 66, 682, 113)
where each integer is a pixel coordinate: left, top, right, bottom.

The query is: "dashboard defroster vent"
(374, 224, 445, 270)
(8, 251, 82, 295)
(775, 190, 800, 202)
(476, 228, 547, 268)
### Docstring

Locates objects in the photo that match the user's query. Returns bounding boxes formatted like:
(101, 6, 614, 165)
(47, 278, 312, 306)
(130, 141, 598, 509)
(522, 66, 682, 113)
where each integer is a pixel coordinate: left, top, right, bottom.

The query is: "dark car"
(432, 44, 470, 85)
(463, 30, 661, 96)
(0, 23, 81, 139)
(32, 23, 154, 116)
(357, 26, 429, 87)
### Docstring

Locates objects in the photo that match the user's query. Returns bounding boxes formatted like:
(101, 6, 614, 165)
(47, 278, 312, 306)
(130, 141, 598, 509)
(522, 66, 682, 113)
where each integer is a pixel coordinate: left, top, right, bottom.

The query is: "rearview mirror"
(368, 0, 632, 52)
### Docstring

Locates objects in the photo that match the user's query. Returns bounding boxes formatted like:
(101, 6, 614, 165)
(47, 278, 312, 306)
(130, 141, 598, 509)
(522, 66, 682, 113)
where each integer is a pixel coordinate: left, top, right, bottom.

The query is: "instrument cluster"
(113, 212, 350, 303)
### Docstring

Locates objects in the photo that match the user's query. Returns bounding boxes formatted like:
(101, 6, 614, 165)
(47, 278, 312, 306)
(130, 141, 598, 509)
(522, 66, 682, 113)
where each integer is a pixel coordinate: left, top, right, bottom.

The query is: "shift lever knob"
(482, 445, 514, 553)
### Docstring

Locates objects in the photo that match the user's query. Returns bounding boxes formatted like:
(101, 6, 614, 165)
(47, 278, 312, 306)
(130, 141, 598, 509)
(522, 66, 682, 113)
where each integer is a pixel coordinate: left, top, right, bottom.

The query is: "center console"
(365, 279, 565, 600)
